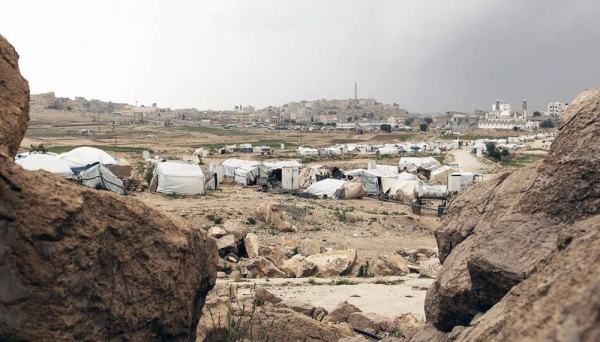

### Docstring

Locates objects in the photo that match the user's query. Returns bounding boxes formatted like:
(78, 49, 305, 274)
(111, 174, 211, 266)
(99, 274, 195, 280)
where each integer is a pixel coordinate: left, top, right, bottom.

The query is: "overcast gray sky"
(1, 0, 598, 113)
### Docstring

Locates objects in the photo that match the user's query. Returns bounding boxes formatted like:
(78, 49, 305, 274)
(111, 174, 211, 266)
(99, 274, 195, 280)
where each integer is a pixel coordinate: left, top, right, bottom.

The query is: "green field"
(397, 133, 418, 142)
(498, 155, 544, 167)
(178, 125, 255, 136)
(46, 145, 148, 154)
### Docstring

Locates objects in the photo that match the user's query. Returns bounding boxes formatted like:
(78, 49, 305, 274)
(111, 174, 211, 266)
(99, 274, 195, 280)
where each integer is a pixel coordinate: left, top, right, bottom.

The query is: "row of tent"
(298, 141, 460, 157)
(15, 147, 128, 195)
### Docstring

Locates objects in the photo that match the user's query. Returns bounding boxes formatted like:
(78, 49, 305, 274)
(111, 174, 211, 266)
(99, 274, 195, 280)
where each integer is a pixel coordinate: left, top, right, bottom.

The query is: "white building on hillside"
(547, 102, 568, 116)
(478, 99, 539, 130)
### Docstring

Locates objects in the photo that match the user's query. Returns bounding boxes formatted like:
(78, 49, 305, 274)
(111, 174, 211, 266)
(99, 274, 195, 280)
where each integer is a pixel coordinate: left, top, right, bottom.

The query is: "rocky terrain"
(0, 34, 217, 341)
(412, 88, 600, 341)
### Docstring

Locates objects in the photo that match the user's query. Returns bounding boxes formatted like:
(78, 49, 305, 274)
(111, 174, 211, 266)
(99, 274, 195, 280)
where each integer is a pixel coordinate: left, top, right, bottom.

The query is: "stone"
(0, 150, 217, 341)
(244, 233, 260, 259)
(298, 240, 322, 257)
(246, 307, 354, 341)
(0, 34, 29, 158)
(207, 226, 227, 239)
(275, 299, 316, 317)
(421, 89, 600, 336)
(312, 306, 328, 321)
(415, 253, 428, 262)
(418, 258, 441, 278)
(281, 254, 304, 278)
(295, 259, 319, 278)
(323, 300, 362, 324)
(258, 244, 285, 268)
(283, 246, 296, 258)
(216, 234, 239, 256)
(372, 253, 410, 276)
(196, 297, 230, 342)
(242, 256, 286, 278)
(348, 312, 392, 333)
(282, 235, 299, 248)
(222, 219, 247, 241)
(217, 271, 228, 279)
(255, 202, 297, 232)
(304, 249, 357, 277)
(389, 313, 422, 340)
(254, 286, 282, 305)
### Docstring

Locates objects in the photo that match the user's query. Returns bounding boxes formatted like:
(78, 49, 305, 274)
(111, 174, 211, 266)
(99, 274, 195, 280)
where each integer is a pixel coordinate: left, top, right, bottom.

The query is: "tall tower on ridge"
(355, 82, 357, 101)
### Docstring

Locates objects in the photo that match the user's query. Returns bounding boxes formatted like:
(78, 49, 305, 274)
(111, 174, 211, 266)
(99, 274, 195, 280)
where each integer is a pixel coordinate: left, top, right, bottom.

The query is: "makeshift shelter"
(398, 157, 441, 172)
(376, 146, 400, 155)
(429, 165, 460, 185)
(223, 159, 249, 177)
(303, 179, 367, 199)
(298, 165, 331, 189)
(80, 163, 126, 195)
(398, 172, 419, 181)
(58, 147, 117, 173)
(345, 168, 398, 196)
(298, 146, 319, 156)
(153, 161, 205, 195)
(380, 178, 420, 203)
(234, 164, 259, 185)
(15, 154, 75, 179)
(107, 158, 132, 178)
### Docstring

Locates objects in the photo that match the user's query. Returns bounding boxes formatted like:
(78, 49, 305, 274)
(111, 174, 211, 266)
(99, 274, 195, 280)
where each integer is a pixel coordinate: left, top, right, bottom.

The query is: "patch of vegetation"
(357, 261, 374, 278)
(374, 279, 405, 285)
(145, 165, 156, 185)
(29, 144, 48, 153)
(246, 217, 256, 225)
(335, 279, 358, 286)
(178, 125, 255, 136)
(418, 273, 433, 279)
(432, 154, 446, 165)
(46, 145, 148, 154)
(207, 214, 223, 225)
(499, 155, 544, 167)
(307, 278, 317, 285)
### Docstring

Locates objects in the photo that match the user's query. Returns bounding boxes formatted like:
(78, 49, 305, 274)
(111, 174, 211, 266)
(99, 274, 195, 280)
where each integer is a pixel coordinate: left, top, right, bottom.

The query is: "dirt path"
(448, 147, 488, 173)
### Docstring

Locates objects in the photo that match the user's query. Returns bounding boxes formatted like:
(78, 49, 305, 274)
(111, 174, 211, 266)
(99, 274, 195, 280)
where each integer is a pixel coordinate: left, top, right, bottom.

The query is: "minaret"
(522, 99, 528, 119)
(354, 82, 357, 101)
(495, 99, 500, 111)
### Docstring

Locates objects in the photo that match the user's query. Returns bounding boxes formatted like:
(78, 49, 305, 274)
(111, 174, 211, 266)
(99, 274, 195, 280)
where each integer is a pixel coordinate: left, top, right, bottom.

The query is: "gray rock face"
(419, 89, 600, 339)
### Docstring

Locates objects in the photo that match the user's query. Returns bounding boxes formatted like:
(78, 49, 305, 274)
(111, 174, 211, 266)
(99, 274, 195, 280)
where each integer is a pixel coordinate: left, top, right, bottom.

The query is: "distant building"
(478, 98, 538, 130)
(547, 102, 568, 116)
(449, 114, 479, 131)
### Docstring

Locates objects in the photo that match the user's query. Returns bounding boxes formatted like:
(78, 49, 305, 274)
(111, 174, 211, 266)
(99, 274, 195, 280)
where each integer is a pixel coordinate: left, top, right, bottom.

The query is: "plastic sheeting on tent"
(80, 163, 126, 195)
(429, 165, 460, 185)
(58, 147, 117, 172)
(15, 154, 76, 179)
(303, 179, 367, 199)
(299, 165, 331, 189)
(154, 161, 205, 195)
(398, 157, 441, 172)
(380, 178, 420, 203)
(234, 164, 259, 185)
(376, 147, 400, 155)
(398, 172, 419, 181)
(345, 168, 398, 196)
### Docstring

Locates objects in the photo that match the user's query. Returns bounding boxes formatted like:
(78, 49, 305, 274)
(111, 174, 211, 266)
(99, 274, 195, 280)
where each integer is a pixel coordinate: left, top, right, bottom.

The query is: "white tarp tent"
(299, 165, 331, 188)
(223, 158, 252, 177)
(234, 164, 259, 185)
(304, 179, 367, 199)
(345, 168, 398, 196)
(298, 146, 319, 156)
(380, 178, 420, 203)
(429, 165, 460, 185)
(398, 172, 419, 181)
(58, 147, 117, 172)
(15, 154, 76, 179)
(154, 161, 205, 195)
(399, 157, 441, 172)
(81, 164, 126, 195)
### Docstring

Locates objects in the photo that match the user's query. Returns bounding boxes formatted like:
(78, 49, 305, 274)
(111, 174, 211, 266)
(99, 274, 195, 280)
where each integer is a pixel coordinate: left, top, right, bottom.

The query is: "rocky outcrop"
(0, 34, 29, 158)
(255, 201, 297, 232)
(372, 253, 410, 276)
(419, 89, 600, 339)
(0, 36, 217, 341)
(323, 300, 362, 324)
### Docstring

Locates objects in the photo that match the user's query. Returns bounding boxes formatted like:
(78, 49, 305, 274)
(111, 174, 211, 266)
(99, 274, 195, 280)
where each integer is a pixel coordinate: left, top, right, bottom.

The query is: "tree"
(419, 123, 428, 132)
(424, 117, 433, 124)
(347, 116, 353, 122)
(310, 115, 314, 123)
(486, 142, 502, 160)
(380, 124, 392, 133)
(533, 111, 542, 117)
(405, 118, 415, 126)
(540, 120, 554, 129)
(512, 126, 519, 131)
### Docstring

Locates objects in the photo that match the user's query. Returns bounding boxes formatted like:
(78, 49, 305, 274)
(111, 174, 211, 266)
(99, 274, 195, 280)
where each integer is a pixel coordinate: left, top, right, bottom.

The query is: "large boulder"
(275, 299, 316, 317)
(258, 244, 285, 268)
(348, 312, 391, 333)
(0, 34, 29, 158)
(242, 256, 286, 278)
(303, 249, 357, 277)
(254, 286, 282, 305)
(222, 219, 247, 241)
(281, 254, 304, 277)
(195, 297, 230, 342)
(243, 232, 260, 259)
(421, 89, 600, 336)
(0, 36, 218, 341)
(255, 202, 297, 232)
(372, 253, 410, 276)
(298, 239, 322, 257)
(0, 154, 218, 341)
(323, 300, 362, 324)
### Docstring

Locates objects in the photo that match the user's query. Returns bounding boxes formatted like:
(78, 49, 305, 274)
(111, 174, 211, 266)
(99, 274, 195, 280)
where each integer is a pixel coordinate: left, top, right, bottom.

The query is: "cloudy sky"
(1, 0, 598, 113)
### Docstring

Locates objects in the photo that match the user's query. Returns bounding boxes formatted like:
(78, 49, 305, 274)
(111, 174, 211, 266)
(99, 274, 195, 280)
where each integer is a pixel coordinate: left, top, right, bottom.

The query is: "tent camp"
(80, 163, 126, 195)
(58, 147, 117, 173)
(15, 154, 76, 179)
(304, 179, 367, 199)
(429, 165, 460, 185)
(153, 161, 205, 195)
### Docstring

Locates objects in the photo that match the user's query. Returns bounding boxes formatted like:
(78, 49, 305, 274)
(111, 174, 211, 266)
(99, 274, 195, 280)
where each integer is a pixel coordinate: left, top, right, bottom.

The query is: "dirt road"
(448, 147, 488, 173)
